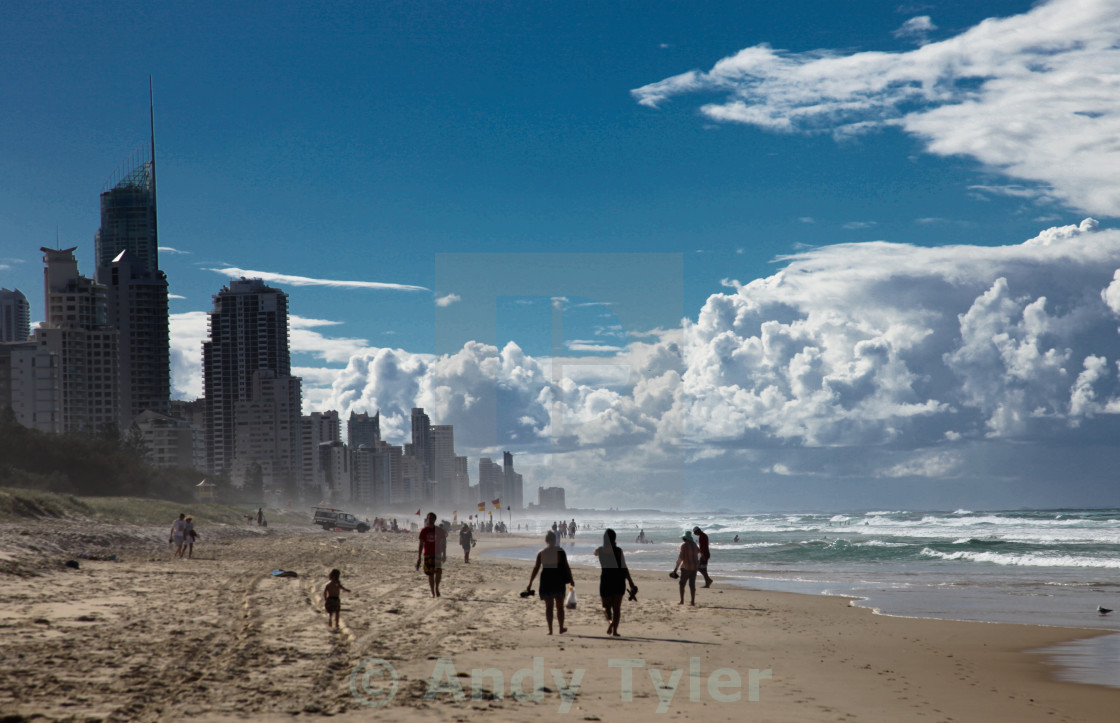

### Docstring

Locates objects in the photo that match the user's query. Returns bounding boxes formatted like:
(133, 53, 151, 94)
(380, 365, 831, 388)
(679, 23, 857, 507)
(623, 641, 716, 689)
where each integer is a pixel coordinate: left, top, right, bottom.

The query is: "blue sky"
(5, 0, 1120, 510)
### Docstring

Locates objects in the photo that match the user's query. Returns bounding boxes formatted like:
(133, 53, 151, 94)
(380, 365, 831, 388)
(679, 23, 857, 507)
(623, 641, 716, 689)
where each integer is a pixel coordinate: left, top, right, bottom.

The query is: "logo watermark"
(350, 655, 770, 713)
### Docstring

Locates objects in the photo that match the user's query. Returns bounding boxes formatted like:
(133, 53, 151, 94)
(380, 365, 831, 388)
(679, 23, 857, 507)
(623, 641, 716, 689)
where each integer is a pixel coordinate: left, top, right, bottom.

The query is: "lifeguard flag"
(477, 502, 485, 511)
(416, 509, 421, 516)
(491, 498, 500, 509)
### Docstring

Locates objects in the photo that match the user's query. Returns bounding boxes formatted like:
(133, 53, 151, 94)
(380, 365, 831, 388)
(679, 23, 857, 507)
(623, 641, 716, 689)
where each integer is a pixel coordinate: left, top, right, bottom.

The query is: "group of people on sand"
(320, 514, 718, 636)
(550, 519, 577, 540)
(521, 524, 715, 635)
(168, 513, 198, 559)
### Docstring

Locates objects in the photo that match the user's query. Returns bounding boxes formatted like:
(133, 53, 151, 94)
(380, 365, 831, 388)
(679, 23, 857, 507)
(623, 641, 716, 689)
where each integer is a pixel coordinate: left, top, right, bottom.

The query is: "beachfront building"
(348, 410, 380, 448)
(95, 139, 170, 429)
(31, 247, 119, 434)
(478, 457, 503, 506)
(537, 486, 566, 510)
(132, 409, 204, 470)
(0, 341, 61, 433)
(301, 410, 340, 494)
(318, 439, 351, 503)
(229, 369, 302, 489)
(202, 278, 302, 485)
(502, 450, 524, 510)
(0, 288, 30, 342)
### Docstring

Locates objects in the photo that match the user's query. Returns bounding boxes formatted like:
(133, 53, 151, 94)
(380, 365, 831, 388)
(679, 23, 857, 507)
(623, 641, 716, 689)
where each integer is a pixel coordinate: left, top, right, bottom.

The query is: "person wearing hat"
(692, 526, 713, 588)
(672, 530, 701, 606)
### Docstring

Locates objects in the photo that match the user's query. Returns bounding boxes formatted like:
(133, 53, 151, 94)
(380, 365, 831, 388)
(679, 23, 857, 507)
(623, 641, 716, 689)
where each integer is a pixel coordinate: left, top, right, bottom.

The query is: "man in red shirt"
(416, 512, 447, 597)
(693, 526, 713, 588)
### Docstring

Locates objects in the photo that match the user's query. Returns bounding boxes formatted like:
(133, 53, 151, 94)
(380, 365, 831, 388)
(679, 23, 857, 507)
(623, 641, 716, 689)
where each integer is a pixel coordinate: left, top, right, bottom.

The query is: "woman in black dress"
(526, 530, 574, 634)
(595, 528, 636, 637)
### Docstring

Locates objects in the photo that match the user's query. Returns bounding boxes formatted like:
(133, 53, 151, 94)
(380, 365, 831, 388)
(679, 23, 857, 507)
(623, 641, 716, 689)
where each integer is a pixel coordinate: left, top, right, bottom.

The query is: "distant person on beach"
(417, 512, 447, 597)
(672, 531, 701, 606)
(570, 519, 577, 540)
(323, 569, 350, 629)
(526, 530, 573, 635)
(169, 513, 187, 558)
(636, 529, 646, 544)
(595, 529, 636, 637)
(459, 522, 474, 563)
(184, 516, 197, 559)
(257, 508, 263, 526)
(733, 535, 740, 543)
(693, 526, 713, 588)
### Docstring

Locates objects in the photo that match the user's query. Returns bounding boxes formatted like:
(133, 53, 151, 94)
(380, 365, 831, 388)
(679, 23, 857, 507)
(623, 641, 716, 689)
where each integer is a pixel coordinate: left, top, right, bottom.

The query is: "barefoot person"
(595, 529, 636, 637)
(183, 516, 197, 559)
(526, 530, 573, 635)
(416, 512, 447, 598)
(323, 569, 350, 629)
(459, 522, 474, 564)
(693, 526, 713, 587)
(672, 530, 701, 606)
(169, 513, 187, 558)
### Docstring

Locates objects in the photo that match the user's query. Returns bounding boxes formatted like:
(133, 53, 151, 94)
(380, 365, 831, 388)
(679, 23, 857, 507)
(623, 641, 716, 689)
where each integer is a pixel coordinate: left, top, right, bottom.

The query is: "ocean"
(488, 508, 1120, 689)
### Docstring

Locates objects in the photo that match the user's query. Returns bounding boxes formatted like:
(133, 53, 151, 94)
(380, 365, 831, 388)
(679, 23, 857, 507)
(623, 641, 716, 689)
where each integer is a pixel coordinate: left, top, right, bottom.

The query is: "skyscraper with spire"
(95, 84, 170, 429)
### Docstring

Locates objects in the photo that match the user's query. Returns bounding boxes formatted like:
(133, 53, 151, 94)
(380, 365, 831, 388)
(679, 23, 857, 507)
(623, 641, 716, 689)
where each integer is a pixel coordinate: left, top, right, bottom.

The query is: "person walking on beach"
(323, 569, 350, 629)
(526, 530, 573, 635)
(257, 507, 263, 526)
(169, 513, 187, 558)
(672, 531, 701, 606)
(183, 516, 197, 559)
(417, 512, 447, 598)
(459, 522, 474, 564)
(595, 529, 636, 637)
(693, 526, 713, 588)
(570, 519, 577, 540)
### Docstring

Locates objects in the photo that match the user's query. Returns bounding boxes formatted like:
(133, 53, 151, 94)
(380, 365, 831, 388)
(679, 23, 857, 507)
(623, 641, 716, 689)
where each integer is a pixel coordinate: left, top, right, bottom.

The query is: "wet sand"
(0, 517, 1117, 721)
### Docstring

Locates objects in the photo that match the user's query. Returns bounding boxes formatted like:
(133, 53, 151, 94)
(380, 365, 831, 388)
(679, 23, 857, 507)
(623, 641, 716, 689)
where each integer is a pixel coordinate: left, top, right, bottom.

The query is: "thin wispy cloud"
(632, 0, 1120, 217)
(893, 15, 937, 43)
(435, 293, 461, 307)
(843, 221, 878, 230)
(208, 266, 429, 292)
(158, 246, 190, 255)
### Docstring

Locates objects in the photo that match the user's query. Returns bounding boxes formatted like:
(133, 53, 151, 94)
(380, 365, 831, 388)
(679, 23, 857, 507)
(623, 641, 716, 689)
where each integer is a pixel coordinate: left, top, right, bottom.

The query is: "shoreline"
(2, 521, 1118, 720)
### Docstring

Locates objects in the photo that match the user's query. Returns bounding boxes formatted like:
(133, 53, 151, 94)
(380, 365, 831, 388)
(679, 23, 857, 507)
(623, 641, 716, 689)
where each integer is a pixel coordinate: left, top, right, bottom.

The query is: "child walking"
(324, 569, 350, 629)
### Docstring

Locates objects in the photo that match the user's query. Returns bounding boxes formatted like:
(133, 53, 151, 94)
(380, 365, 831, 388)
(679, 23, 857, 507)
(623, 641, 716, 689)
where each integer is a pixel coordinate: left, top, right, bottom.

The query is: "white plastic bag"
(565, 586, 578, 610)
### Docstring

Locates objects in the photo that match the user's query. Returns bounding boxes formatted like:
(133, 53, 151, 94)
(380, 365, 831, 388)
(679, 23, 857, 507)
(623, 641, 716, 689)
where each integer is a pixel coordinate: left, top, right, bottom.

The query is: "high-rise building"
(31, 247, 119, 434)
(430, 424, 458, 504)
(348, 410, 380, 448)
(478, 457, 502, 505)
(0, 288, 30, 342)
(230, 370, 302, 490)
(410, 407, 434, 483)
(0, 341, 61, 433)
(202, 278, 301, 484)
(302, 410, 341, 493)
(502, 451, 524, 510)
(95, 104, 170, 428)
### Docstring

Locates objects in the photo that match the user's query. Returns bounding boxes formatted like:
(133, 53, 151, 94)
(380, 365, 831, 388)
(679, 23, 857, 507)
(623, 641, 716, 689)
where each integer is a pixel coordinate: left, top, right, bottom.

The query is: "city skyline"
(4, 1, 1120, 510)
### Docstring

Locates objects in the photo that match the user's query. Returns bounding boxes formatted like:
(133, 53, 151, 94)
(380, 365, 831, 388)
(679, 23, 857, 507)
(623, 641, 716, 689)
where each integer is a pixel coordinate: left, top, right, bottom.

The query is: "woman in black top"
(526, 530, 574, 635)
(595, 528, 636, 637)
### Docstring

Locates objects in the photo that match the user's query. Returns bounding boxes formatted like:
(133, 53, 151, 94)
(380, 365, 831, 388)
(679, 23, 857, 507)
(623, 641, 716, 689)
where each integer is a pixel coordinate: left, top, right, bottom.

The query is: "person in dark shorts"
(672, 531, 701, 606)
(324, 569, 350, 628)
(526, 530, 573, 635)
(595, 529, 636, 637)
(459, 522, 474, 563)
(416, 512, 447, 597)
(693, 526, 713, 588)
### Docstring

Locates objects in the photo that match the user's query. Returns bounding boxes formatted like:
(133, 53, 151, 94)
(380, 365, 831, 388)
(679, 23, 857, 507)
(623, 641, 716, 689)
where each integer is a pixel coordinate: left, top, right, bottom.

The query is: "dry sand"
(0, 516, 1117, 722)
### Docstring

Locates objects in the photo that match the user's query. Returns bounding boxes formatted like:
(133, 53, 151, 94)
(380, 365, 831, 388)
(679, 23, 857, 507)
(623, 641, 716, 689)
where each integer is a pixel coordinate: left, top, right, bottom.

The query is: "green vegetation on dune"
(0, 487, 308, 526)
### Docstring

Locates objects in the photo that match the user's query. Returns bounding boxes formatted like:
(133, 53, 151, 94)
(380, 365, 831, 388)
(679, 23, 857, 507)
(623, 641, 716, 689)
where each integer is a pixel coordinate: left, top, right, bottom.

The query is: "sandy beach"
(1, 512, 1117, 722)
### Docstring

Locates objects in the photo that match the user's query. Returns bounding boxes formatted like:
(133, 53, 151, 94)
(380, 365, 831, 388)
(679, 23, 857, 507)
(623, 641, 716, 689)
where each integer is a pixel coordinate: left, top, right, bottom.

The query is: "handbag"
(565, 586, 578, 610)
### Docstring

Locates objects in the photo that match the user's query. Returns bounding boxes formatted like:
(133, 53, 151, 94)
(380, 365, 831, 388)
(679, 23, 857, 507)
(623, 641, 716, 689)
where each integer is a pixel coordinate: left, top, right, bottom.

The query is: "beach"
(0, 511, 1118, 722)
